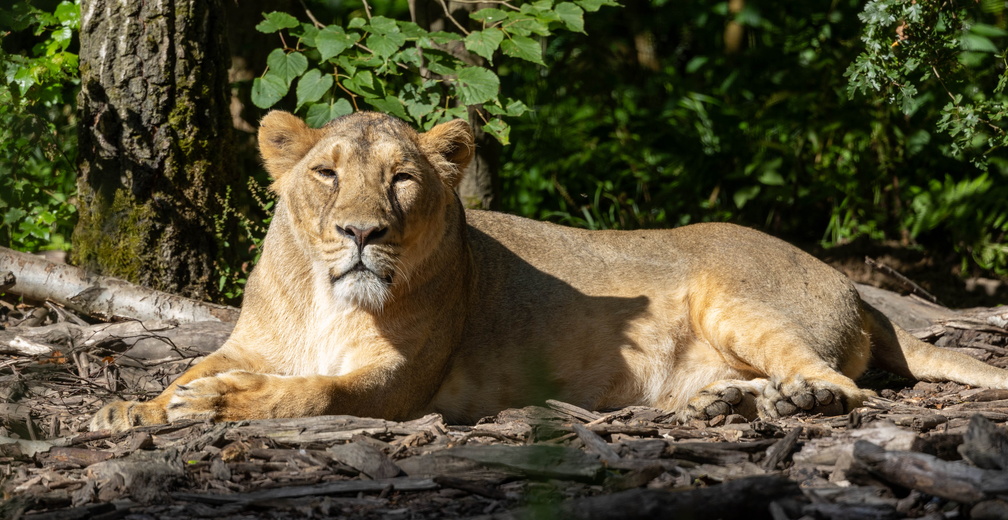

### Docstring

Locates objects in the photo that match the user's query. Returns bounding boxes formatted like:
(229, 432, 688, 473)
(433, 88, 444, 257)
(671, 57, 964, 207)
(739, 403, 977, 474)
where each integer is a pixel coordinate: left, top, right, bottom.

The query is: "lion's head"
(257, 111, 474, 311)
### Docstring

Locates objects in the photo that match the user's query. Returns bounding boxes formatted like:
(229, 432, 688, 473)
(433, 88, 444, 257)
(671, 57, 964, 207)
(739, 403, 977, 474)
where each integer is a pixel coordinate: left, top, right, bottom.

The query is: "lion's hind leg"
(685, 378, 767, 421)
(759, 375, 872, 418)
(685, 288, 877, 421)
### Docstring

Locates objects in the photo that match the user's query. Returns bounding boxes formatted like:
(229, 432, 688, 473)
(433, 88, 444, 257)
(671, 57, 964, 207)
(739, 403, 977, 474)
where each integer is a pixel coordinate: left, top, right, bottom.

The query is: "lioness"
(91, 111, 1008, 432)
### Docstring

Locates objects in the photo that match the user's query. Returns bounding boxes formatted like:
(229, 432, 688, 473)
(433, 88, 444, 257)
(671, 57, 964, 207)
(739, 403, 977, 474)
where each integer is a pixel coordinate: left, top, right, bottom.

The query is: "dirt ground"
(812, 238, 1008, 309)
(2, 248, 1008, 519)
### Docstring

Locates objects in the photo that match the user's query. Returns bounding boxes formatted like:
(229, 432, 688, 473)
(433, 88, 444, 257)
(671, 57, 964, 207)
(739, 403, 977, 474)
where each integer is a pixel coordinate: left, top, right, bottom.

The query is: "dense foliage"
(497, 0, 1007, 276)
(1, 0, 1007, 282)
(0, 1, 78, 252)
(847, 0, 1008, 272)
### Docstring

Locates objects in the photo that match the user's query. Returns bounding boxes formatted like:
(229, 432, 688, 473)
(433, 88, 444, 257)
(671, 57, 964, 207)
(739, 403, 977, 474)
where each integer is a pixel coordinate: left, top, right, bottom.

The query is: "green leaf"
(407, 101, 435, 121)
(251, 73, 288, 108)
(406, 92, 441, 121)
(959, 50, 987, 67)
(505, 16, 550, 37)
(355, 53, 384, 69)
(48, 26, 73, 52)
(13, 66, 36, 96)
(267, 49, 308, 85)
(296, 25, 319, 44)
(486, 99, 529, 117)
(521, 3, 560, 24)
(471, 8, 509, 25)
(305, 99, 354, 128)
(424, 31, 464, 45)
(296, 69, 334, 109)
(344, 70, 376, 96)
(317, 26, 357, 61)
(970, 23, 1008, 38)
(483, 118, 510, 145)
(443, 105, 469, 121)
(757, 170, 785, 186)
(500, 36, 544, 65)
(574, 0, 619, 12)
(465, 28, 505, 62)
(367, 31, 407, 58)
(54, 2, 79, 25)
(337, 55, 358, 76)
(455, 67, 500, 105)
(423, 50, 460, 76)
(733, 185, 761, 209)
(367, 95, 410, 120)
(961, 33, 999, 53)
(368, 16, 399, 35)
(348, 17, 367, 29)
(397, 21, 426, 39)
(395, 47, 424, 68)
(506, 99, 529, 117)
(555, 3, 585, 33)
(3, 208, 27, 226)
(256, 11, 300, 33)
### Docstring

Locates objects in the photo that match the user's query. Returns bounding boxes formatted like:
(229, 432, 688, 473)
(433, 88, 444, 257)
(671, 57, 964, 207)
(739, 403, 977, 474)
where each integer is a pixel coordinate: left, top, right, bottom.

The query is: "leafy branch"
(249, 0, 617, 145)
(845, 0, 1007, 167)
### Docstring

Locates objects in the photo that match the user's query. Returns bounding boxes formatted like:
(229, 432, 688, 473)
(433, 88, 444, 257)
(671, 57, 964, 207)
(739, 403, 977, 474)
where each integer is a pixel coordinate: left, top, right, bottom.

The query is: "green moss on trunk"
(72, 189, 155, 283)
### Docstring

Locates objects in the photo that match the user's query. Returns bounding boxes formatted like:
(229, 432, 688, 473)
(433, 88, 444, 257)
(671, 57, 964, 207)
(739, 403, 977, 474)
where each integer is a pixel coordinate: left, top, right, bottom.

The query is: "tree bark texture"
(409, 0, 501, 210)
(74, 0, 235, 299)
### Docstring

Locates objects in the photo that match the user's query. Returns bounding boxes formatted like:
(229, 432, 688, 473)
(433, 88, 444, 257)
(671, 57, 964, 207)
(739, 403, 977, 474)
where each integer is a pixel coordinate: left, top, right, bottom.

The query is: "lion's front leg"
(89, 351, 250, 433)
(89, 400, 169, 432)
(165, 370, 403, 423)
(167, 372, 331, 422)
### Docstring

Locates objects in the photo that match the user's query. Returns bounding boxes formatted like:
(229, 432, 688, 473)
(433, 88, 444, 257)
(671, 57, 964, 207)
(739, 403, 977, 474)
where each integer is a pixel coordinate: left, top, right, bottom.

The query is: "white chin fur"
(332, 271, 391, 311)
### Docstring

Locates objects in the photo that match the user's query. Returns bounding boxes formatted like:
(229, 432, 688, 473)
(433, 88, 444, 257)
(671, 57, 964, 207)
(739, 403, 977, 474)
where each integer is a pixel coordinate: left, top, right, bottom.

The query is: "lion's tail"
(864, 302, 1008, 389)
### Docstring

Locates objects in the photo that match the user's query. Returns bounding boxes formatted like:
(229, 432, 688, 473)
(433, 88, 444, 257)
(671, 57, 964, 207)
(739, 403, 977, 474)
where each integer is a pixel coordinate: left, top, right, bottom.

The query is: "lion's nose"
(337, 224, 387, 249)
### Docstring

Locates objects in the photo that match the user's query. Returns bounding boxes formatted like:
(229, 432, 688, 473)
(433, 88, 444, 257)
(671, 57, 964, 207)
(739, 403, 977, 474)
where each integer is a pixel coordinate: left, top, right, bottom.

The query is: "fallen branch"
(851, 440, 1008, 504)
(0, 246, 238, 323)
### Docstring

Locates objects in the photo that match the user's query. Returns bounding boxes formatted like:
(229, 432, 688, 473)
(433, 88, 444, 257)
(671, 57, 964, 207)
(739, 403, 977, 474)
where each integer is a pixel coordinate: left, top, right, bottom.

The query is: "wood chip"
(327, 441, 402, 479)
(571, 423, 620, 464)
(173, 477, 439, 504)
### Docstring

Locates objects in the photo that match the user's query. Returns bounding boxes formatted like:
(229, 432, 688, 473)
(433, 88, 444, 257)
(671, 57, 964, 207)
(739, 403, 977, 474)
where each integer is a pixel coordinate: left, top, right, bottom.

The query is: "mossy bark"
(74, 0, 235, 299)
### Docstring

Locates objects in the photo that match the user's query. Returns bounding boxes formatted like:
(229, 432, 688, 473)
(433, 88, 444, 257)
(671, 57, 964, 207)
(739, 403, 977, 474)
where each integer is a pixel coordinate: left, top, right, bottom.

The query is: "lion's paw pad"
(769, 380, 844, 417)
(686, 385, 758, 421)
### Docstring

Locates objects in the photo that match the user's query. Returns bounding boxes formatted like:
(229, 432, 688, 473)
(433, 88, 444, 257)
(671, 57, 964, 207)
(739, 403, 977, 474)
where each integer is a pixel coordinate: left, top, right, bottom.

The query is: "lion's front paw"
(90, 400, 167, 433)
(167, 371, 269, 423)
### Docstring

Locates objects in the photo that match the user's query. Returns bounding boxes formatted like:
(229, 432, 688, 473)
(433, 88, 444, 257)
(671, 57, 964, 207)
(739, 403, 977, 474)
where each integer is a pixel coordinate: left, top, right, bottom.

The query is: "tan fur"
(90, 111, 1008, 432)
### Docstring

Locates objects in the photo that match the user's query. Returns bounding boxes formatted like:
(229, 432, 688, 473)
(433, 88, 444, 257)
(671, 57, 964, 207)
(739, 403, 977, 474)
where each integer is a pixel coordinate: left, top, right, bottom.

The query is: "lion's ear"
(420, 119, 475, 188)
(258, 110, 323, 182)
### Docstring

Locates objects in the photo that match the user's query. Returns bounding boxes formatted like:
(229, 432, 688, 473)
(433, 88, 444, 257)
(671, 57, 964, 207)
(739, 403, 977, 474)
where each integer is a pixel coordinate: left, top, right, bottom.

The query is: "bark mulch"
(3, 292, 1008, 520)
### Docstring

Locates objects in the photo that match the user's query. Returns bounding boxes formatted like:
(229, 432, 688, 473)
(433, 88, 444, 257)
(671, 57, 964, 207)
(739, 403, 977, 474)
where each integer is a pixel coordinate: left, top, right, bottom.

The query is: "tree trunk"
(410, 0, 501, 210)
(73, 0, 235, 299)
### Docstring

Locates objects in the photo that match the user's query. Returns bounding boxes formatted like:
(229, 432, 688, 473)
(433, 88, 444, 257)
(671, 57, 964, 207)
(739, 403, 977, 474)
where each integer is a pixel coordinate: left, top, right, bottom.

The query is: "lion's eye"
(312, 166, 338, 185)
(393, 171, 414, 184)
